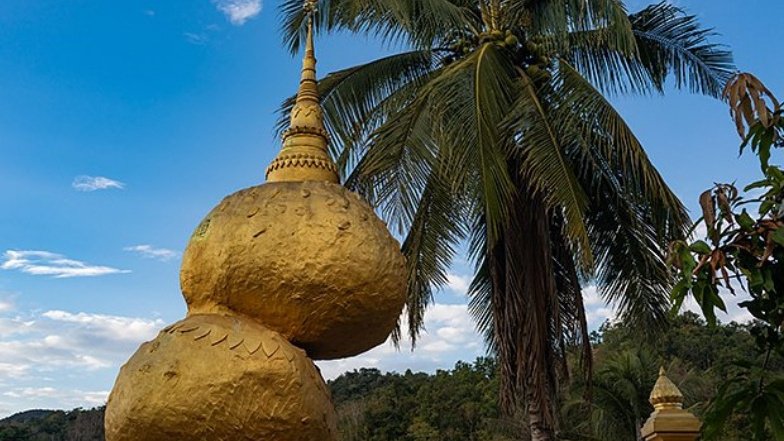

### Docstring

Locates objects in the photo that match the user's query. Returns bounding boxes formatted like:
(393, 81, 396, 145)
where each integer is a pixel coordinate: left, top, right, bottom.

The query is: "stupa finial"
(266, 0, 339, 183)
(649, 366, 685, 410)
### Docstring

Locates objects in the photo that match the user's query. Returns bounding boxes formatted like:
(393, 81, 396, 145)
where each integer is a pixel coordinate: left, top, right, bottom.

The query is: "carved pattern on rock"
(105, 314, 337, 441)
(265, 152, 337, 178)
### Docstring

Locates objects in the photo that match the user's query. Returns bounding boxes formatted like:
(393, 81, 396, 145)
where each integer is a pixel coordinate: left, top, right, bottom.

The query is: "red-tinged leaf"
(760, 236, 776, 264)
(717, 187, 734, 223)
(700, 189, 716, 229)
(693, 253, 711, 276)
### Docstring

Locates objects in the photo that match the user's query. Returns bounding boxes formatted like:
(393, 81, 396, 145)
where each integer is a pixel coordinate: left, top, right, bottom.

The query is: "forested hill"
(327, 312, 783, 440)
(0, 408, 103, 440)
(1, 313, 779, 441)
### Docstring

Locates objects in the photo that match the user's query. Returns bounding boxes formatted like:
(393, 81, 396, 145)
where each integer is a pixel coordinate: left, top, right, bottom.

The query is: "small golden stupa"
(649, 367, 685, 410)
(640, 367, 702, 441)
(104, 4, 406, 439)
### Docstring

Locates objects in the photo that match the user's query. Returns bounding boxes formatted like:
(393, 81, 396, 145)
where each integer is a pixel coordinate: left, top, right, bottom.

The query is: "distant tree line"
(2, 312, 779, 440)
(329, 312, 782, 441)
(0, 408, 103, 441)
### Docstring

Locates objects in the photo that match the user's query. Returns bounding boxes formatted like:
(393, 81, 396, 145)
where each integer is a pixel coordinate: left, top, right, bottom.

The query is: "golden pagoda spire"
(266, 0, 339, 183)
(641, 366, 702, 440)
(649, 367, 685, 410)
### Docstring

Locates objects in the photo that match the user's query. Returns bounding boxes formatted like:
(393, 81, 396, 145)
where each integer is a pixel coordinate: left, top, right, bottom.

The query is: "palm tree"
(562, 348, 658, 441)
(561, 351, 704, 441)
(278, 1, 733, 439)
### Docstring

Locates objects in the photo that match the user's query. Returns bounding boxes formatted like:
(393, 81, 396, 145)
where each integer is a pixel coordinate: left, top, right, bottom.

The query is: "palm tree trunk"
(528, 398, 553, 441)
(489, 169, 559, 440)
(515, 186, 559, 441)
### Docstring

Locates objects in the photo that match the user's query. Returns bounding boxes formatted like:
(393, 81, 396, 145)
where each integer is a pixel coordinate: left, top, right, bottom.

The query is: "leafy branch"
(667, 73, 784, 440)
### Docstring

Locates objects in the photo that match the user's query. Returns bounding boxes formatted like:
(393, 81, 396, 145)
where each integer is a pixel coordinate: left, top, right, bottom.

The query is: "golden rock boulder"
(105, 6, 406, 440)
(180, 180, 406, 360)
(105, 314, 337, 441)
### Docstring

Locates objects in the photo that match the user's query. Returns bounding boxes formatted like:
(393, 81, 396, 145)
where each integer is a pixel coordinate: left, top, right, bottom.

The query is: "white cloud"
(72, 175, 125, 192)
(585, 280, 755, 329)
(2, 387, 109, 409)
(0, 333, 112, 375)
(730, 308, 754, 323)
(581, 285, 618, 328)
(41, 310, 163, 343)
(124, 245, 180, 262)
(0, 314, 35, 337)
(318, 303, 483, 380)
(212, 0, 262, 25)
(4, 387, 58, 399)
(582, 285, 604, 307)
(82, 390, 110, 405)
(436, 326, 471, 344)
(0, 304, 164, 415)
(0, 299, 12, 313)
(421, 340, 457, 353)
(587, 306, 617, 328)
(0, 363, 29, 378)
(183, 32, 209, 45)
(445, 273, 470, 295)
(1, 250, 130, 278)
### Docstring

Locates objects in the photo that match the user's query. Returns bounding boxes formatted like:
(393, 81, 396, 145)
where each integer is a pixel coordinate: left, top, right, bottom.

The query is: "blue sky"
(0, 0, 782, 416)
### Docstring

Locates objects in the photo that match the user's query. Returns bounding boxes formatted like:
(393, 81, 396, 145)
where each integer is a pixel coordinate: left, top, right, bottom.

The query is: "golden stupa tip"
(649, 366, 684, 410)
(265, 0, 338, 183)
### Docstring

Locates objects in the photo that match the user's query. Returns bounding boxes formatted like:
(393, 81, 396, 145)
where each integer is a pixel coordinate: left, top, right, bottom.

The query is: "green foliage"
(703, 366, 784, 440)
(667, 74, 784, 440)
(329, 358, 516, 441)
(0, 408, 104, 441)
(327, 315, 776, 441)
(562, 347, 659, 441)
(562, 313, 784, 441)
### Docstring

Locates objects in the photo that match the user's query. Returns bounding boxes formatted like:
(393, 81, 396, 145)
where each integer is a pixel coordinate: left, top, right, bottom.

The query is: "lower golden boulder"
(105, 314, 337, 441)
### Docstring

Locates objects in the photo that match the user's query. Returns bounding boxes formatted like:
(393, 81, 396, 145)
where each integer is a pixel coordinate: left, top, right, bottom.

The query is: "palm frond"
(279, 0, 473, 53)
(338, 72, 467, 344)
(504, 71, 593, 269)
(561, 1, 735, 96)
(586, 177, 674, 330)
(347, 83, 437, 232)
(518, 0, 636, 54)
(551, 223, 592, 390)
(553, 60, 685, 328)
(556, 28, 656, 95)
(468, 253, 494, 347)
(276, 50, 441, 177)
(556, 59, 686, 217)
(424, 43, 518, 244)
(398, 171, 466, 343)
(630, 1, 735, 97)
